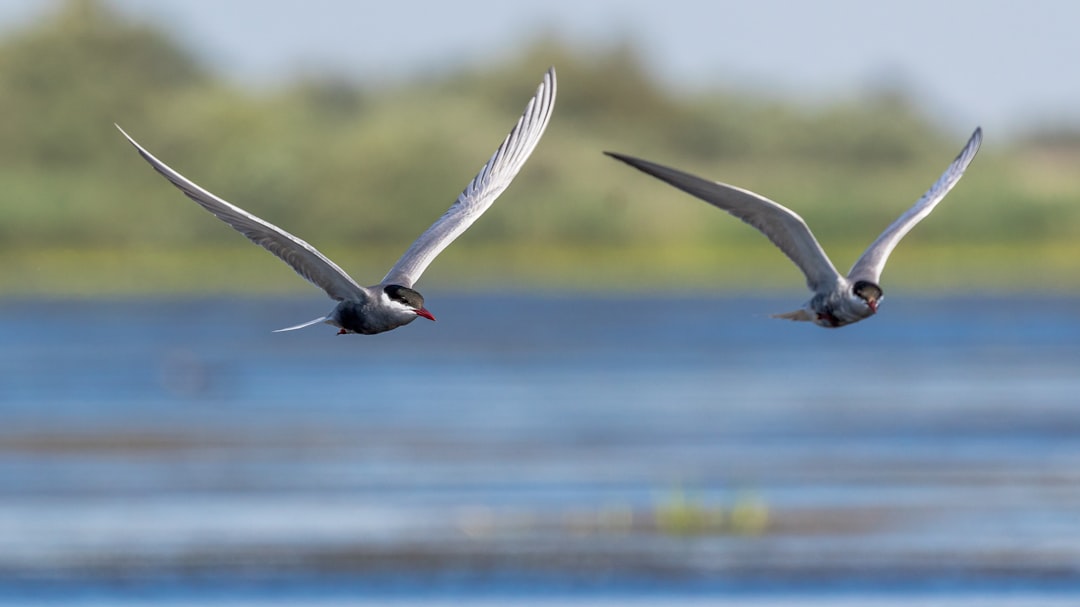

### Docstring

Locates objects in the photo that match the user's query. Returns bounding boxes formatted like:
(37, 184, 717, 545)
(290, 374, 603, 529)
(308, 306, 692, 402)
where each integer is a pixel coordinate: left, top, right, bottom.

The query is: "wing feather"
(117, 125, 367, 302)
(847, 127, 982, 284)
(380, 67, 557, 287)
(604, 152, 842, 292)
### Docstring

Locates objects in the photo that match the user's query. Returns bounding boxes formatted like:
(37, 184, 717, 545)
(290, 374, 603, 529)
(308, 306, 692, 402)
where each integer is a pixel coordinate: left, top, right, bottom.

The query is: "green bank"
(0, 1, 1077, 295)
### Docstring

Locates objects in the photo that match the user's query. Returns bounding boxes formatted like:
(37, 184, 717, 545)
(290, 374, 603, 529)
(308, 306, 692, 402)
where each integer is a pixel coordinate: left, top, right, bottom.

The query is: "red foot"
(816, 311, 840, 327)
(337, 328, 347, 335)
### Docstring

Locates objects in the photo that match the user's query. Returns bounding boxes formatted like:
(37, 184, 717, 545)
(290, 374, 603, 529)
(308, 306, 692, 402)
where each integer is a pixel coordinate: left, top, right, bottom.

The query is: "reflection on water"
(0, 294, 1079, 603)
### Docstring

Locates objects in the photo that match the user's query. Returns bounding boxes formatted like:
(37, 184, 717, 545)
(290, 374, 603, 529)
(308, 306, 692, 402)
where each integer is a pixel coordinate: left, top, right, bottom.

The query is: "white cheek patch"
(384, 296, 415, 314)
(848, 292, 873, 312)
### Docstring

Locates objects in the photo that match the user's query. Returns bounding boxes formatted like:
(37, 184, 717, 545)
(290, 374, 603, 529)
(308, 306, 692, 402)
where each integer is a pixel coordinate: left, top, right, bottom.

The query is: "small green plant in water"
(729, 490, 770, 535)
(654, 486, 769, 536)
(654, 485, 725, 536)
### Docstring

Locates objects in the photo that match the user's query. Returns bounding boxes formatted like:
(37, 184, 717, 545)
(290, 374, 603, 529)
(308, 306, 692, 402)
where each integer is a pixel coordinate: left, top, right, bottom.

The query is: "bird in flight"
(606, 126, 982, 328)
(119, 67, 556, 335)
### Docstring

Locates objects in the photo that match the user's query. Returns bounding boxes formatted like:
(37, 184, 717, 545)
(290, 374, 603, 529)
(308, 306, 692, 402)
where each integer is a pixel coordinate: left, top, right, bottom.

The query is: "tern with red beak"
(606, 126, 981, 328)
(119, 68, 556, 335)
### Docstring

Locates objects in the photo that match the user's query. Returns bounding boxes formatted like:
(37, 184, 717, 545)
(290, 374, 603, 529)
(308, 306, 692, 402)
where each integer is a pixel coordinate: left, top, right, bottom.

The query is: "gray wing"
(380, 67, 557, 288)
(604, 152, 842, 293)
(847, 126, 982, 284)
(117, 125, 367, 302)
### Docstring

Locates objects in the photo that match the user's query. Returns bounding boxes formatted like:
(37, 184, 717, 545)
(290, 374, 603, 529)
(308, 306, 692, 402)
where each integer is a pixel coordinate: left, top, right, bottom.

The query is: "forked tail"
(771, 309, 814, 322)
(273, 316, 331, 333)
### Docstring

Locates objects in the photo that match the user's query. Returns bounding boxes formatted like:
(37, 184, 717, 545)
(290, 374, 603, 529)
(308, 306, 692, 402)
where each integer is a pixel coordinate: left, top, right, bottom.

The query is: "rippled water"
(1, 293, 1078, 605)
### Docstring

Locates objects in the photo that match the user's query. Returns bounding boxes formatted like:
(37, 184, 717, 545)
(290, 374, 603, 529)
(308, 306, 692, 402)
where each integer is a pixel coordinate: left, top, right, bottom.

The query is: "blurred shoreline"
(4, 241, 1080, 296)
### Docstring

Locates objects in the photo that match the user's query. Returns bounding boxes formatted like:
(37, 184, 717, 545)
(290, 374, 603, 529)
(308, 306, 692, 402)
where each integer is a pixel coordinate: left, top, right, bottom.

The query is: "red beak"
(868, 299, 878, 313)
(415, 307, 436, 322)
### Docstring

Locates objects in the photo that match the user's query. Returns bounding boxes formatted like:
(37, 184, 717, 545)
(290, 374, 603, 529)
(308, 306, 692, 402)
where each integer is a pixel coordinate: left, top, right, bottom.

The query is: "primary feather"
(603, 152, 842, 292)
(116, 124, 368, 302)
(847, 127, 982, 284)
(380, 67, 557, 288)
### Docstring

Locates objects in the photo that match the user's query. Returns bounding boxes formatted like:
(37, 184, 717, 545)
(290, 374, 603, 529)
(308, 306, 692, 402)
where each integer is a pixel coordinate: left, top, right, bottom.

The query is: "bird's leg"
(816, 310, 841, 327)
(337, 328, 347, 335)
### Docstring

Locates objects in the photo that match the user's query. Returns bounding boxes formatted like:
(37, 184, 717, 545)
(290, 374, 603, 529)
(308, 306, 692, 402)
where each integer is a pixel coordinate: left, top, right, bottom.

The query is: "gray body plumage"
(332, 296, 414, 336)
(606, 127, 982, 328)
(785, 281, 877, 328)
(119, 68, 556, 335)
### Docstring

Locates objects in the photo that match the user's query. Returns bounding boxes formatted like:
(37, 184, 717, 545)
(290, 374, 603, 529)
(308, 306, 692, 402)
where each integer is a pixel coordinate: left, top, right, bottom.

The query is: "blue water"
(1, 293, 1079, 605)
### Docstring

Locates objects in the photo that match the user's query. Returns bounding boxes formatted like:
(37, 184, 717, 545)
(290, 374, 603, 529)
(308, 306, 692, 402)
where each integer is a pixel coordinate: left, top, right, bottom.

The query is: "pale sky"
(3, 0, 1078, 137)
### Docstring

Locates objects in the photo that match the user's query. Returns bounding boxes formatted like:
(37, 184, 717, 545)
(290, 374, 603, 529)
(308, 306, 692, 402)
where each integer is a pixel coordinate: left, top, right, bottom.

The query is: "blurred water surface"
(0, 293, 1079, 605)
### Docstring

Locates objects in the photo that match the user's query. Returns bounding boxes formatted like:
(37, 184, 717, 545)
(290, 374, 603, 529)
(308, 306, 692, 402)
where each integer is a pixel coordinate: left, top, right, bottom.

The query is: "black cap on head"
(852, 280, 883, 303)
(384, 284, 425, 310)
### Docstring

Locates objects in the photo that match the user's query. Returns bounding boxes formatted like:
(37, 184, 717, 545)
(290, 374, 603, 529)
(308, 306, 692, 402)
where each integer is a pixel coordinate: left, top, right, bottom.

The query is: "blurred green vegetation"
(653, 486, 769, 536)
(1, 0, 1078, 295)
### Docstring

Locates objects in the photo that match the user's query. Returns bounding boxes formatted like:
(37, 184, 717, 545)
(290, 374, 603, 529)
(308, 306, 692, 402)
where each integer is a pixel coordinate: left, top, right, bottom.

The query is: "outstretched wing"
(847, 127, 982, 284)
(117, 125, 367, 302)
(380, 67, 557, 288)
(604, 152, 842, 293)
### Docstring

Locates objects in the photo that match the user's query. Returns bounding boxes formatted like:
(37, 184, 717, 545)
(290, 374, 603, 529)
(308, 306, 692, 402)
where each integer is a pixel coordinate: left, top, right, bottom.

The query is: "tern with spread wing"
(606, 127, 982, 328)
(119, 68, 556, 335)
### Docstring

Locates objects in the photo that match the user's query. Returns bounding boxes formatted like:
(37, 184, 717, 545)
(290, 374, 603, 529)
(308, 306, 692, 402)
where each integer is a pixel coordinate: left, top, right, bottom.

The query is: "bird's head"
(852, 280, 883, 314)
(383, 285, 436, 322)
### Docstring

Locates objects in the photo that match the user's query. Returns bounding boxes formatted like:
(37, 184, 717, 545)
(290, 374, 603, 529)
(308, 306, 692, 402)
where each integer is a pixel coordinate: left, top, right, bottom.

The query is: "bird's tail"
(771, 309, 814, 322)
(273, 316, 332, 333)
